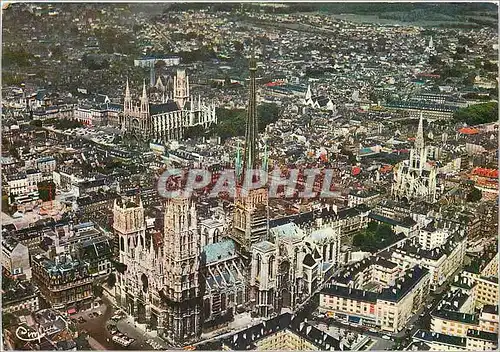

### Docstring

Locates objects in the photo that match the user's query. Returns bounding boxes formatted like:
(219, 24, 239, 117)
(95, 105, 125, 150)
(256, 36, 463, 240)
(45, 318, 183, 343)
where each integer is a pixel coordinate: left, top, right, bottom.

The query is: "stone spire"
(124, 78, 132, 113)
(305, 84, 312, 101)
(242, 45, 259, 177)
(235, 140, 242, 180)
(415, 111, 424, 150)
(140, 80, 149, 118)
(125, 78, 131, 98)
(141, 80, 148, 101)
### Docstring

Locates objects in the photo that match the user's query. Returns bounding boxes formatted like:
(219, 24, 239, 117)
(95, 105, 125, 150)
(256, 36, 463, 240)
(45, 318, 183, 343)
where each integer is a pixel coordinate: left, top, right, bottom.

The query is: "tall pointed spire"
(262, 138, 268, 172)
(305, 84, 312, 101)
(124, 78, 132, 113)
(125, 78, 131, 98)
(235, 140, 242, 180)
(140, 80, 149, 117)
(242, 41, 259, 176)
(141, 80, 148, 101)
(415, 111, 424, 150)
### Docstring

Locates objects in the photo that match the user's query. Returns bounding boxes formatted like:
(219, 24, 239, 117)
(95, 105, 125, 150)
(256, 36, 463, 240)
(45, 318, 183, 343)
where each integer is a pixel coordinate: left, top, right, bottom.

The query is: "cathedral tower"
(174, 69, 190, 109)
(409, 111, 427, 171)
(232, 49, 269, 258)
(392, 110, 437, 203)
(160, 196, 203, 344)
(124, 78, 132, 114)
(112, 195, 146, 313)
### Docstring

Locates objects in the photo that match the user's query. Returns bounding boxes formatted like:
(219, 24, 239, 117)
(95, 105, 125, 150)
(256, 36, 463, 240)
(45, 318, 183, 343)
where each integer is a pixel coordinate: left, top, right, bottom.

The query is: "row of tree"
(352, 222, 399, 252)
(183, 103, 280, 141)
(453, 102, 498, 126)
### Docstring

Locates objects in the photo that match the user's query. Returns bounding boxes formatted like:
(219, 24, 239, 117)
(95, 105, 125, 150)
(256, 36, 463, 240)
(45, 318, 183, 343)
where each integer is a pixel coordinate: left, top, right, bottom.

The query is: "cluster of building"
(409, 246, 498, 351)
(1, 3, 498, 351)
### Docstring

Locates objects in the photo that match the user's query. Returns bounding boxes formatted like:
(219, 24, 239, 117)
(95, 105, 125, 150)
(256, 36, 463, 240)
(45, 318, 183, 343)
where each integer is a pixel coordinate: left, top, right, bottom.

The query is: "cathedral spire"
(415, 111, 424, 150)
(305, 84, 312, 101)
(242, 42, 259, 176)
(235, 140, 242, 180)
(125, 78, 131, 98)
(140, 80, 149, 117)
(141, 80, 148, 102)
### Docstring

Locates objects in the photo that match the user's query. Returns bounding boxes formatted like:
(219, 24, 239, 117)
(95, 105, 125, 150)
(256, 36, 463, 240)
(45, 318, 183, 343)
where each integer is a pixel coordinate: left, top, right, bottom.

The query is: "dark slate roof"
(413, 329, 466, 347)
(269, 210, 314, 228)
(466, 329, 498, 342)
(401, 216, 417, 227)
(149, 101, 180, 115)
(368, 213, 401, 227)
(222, 313, 293, 350)
(378, 266, 429, 303)
(221, 312, 342, 351)
(321, 284, 378, 303)
(79, 178, 106, 189)
(482, 304, 498, 315)
(36, 89, 48, 101)
(107, 103, 123, 111)
(303, 253, 316, 267)
(423, 220, 437, 232)
(80, 236, 113, 260)
(269, 204, 369, 229)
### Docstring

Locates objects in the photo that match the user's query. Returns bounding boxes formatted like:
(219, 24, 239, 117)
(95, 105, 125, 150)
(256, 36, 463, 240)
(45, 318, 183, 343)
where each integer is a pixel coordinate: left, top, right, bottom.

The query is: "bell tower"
(112, 195, 146, 313)
(173, 69, 190, 109)
(160, 196, 203, 344)
(124, 78, 132, 114)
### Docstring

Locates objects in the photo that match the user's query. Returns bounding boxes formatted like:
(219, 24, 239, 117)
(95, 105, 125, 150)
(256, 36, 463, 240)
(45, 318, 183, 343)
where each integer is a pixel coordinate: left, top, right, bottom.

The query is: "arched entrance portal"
(137, 302, 146, 323)
(150, 312, 158, 330)
(281, 289, 292, 308)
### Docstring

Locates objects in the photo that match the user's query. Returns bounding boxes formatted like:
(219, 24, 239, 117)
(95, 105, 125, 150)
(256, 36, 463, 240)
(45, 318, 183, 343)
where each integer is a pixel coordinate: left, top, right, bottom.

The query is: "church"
(111, 56, 341, 345)
(121, 69, 217, 143)
(392, 112, 438, 203)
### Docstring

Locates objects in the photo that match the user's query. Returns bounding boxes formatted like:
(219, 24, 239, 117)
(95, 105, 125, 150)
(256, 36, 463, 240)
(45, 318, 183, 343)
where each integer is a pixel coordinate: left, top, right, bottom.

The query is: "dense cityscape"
(1, 2, 498, 351)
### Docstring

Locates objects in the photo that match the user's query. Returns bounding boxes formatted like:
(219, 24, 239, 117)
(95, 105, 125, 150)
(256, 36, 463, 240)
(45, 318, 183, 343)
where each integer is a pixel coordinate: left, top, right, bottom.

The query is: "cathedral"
(113, 194, 203, 344)
(111, 55, 341, 345)
(392, 112, 438, 203)
(121, 69, 217, 143)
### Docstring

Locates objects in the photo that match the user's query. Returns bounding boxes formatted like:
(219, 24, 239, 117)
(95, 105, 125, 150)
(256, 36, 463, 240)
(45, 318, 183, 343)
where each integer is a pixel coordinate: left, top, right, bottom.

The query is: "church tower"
(392, 110, 437, 203)
(112, 195, 146, 314)
(160, 196, 203, 344)
(124, 78, 132, 114)
(409, 111, 427, 171)
(174, 69, 190, 109)
(232, 49, 269, 258)
(139, 80, 151, 138)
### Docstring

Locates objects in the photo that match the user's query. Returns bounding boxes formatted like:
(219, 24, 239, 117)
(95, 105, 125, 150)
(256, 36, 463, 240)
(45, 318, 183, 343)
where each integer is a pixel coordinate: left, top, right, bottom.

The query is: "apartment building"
(388, 231, 466, 290)
(320, 266, 430, 333)
(2, 237, 32, 280)
(31, 254, 93, 310)
(479, 305, 499, 333)
(220, 312, 344, 350)
(412, 329, 498, 351)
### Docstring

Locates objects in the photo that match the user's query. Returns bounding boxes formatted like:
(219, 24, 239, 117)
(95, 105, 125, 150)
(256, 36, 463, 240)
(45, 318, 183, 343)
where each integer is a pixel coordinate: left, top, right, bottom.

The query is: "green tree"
(352, 233, 366, 248)
(367, 221, 378, 232)
(2, 312, 18, 329)
(453, 102, 498, 125)
(37, 181, 56, 202)
(184, 125, 206, 139)
(466, 187, 482, 202)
